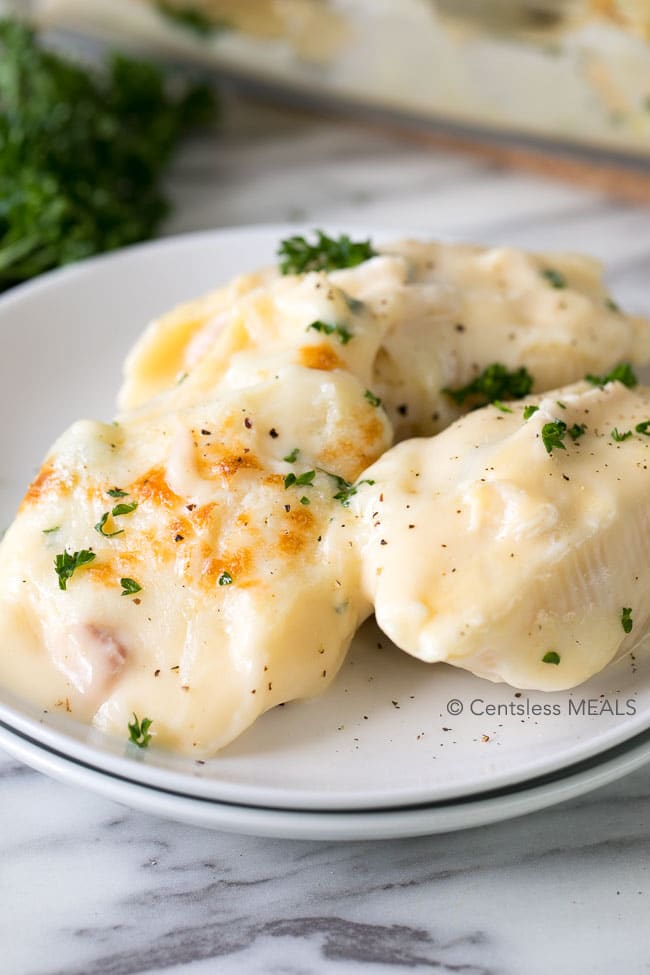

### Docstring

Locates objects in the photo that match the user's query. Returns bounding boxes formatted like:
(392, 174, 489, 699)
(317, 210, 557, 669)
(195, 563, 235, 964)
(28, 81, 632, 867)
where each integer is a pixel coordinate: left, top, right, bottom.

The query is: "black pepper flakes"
(269, 428, 279, 439)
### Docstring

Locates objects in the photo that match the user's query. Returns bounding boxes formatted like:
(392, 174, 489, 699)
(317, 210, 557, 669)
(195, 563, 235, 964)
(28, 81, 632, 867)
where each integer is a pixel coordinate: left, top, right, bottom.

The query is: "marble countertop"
(2, 91, 650, 975)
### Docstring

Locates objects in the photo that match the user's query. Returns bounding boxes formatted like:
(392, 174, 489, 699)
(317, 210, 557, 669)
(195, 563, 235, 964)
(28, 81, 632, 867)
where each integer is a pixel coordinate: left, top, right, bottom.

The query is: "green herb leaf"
(283, 447, 300, 464)
(333, 479, 376, 507)
(541, 419, 567, 454)
(556, 401, 567, 409)
(54, 549, 96, 590)
(121, 577, 142, 596)
(611, 427, 633, 442)
(111, 501, 138, 517)
(218, 571, 233, 586)
(621, 607, 633, 634)
(306, 320, 353, 345)
(300, 496, 310, 505)
(568, 423, 586, 441)
(0, 19, 217, 292)
(128, 713, 153, 748)
(605, 298, 620, 312)
(43, 525, 60, 534)
(364, 389, 382, 408)
(523, 404, 539, 420)
(95, 512, 124, 538)
(107, 487, 128, 498)
(542, 651, 561, 665)
(635, 420, 650, 436)
(585, 363, 638, 389)
(443, 363, 533, 409)
(278, 231, 376, 275)
(492, 400, 513, 413)
(284, 470, 315, 490)
(541, 268, 567, 289)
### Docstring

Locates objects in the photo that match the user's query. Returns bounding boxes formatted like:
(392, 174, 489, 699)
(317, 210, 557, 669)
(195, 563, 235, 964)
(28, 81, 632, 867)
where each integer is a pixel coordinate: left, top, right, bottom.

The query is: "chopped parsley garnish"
(542, 651, 561, 665)
(364, 389, 382, 408)
(0, 19, 217, 292)
(316, 468, 374, 506)
(306, 320, 353, 345)
(95, 512, 124, 538)
(605, 298, 620, 313)
(128, 713, 153, 748)
(43, 526, 60, 534)
(541, 268, 567, 289)
(541, 419, 567, 454)
(333, 480, 375, 507)
(111, 501, 138, 517)
(523, 404, 539, 420)
(284, 470, 316, 489)
(156, 2, 223, 36)
(635, 420, 650, 436)
(621, 607, 633, 634)
(443, 363, 533, 409)
(95, 501, 138, 537)
(121, 577, 142, 596)
(331, 476, 376, 507)
(107, 487, 129, 498)
(300, 496, 310, 506)
(218, 571, 233, 586)
(611, 428, 632, 442)
(492, 400, 513, 413)
(585, 363, 638, 389)
(283, 447, 300, 464)
(568, 423, 586, 442)
(556, 401, 567, 409)
(278, 231, 376, 275)
(54, 549, 96, 591)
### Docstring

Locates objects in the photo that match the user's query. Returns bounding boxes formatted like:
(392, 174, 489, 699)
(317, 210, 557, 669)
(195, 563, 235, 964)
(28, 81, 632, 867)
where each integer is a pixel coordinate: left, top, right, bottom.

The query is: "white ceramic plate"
(0, 226, 649, 827)
(2, 716, 649, 840)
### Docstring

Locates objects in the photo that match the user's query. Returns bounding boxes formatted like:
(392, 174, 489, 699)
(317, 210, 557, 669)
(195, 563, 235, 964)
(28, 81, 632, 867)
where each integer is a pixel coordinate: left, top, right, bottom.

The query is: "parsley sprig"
(541, 419, 567, 454)
(95, 501, 138, 537)
(585, 363, 638, 389)
(284, 470, 316, 490)
(121, 577, 142, 597)
(541, 268, 567, 289)
(0, 19, 216, 291)
(278, 231, 376, 275)
(542, 651, 561, 665)
(128, 713, 153, 748)
(54, 549, 96, 591)
(306, 320, 353, 345)
(621, 607, 633, 634)
(318, 470, 375, 507)
(443, 363, 533, 409)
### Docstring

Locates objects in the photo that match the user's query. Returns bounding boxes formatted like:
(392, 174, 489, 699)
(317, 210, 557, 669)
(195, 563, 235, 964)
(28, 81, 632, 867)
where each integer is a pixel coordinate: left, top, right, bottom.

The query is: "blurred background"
(1, 0, 649, 292)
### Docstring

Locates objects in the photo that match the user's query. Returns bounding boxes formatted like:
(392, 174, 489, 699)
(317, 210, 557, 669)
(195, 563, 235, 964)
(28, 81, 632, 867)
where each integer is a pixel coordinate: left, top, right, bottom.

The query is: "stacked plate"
(1, 227, 648, 839)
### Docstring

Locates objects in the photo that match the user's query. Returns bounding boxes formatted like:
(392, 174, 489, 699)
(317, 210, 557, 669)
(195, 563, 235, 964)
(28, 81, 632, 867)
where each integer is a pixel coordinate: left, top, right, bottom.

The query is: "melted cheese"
(119, 240, 650, 442)
(0, 365, 390, 754)
(352, 381, 650, 690)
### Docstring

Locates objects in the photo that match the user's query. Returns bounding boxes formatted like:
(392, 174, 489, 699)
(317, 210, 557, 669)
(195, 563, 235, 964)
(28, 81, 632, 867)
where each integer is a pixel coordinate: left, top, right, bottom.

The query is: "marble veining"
(1, 90, 650, 975)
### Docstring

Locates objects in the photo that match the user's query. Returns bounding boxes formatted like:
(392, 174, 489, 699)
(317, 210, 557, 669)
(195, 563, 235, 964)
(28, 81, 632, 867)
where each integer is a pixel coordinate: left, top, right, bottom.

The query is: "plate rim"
(2, 717, 649, 840)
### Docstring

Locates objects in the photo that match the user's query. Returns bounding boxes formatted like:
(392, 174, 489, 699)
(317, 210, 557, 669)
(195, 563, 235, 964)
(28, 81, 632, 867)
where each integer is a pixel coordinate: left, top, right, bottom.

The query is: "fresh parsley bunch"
(0, 19, 216, 291)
